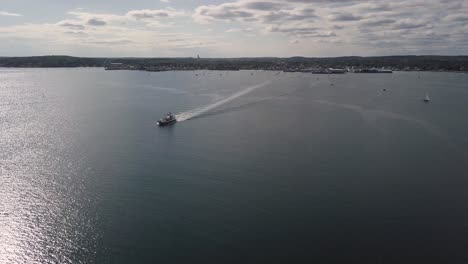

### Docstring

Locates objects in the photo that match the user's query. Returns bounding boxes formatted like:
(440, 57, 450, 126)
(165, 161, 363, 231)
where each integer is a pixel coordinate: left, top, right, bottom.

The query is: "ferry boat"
(157, 112, 177, 126)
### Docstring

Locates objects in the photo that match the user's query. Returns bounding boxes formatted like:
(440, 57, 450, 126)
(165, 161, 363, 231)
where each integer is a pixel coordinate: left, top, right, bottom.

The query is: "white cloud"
(191, 0, 468, 54)
(444, 13, 468, 22)
(0, 11, 22, 17)
(225, 28, 242, 33)
(289, 39, 299, 44)
(0, 7, 221, 56)
(225, 27, 254, 33)
(127, 8, 186, 19)
(1, 0, 468, 56)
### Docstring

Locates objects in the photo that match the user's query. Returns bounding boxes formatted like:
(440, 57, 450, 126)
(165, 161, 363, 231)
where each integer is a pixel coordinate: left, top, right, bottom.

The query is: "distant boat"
(423, 93, 430, 102)
(328, 68, 346, 74)
(378, 69, 393, 73)
(355, 68, 392, 73)
(157, 112, 177, 126)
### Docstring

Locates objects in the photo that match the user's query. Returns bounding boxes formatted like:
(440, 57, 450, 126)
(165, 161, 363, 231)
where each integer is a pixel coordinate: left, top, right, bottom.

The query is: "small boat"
(157, 112, 177, 126)
(423, 93, 430, 102)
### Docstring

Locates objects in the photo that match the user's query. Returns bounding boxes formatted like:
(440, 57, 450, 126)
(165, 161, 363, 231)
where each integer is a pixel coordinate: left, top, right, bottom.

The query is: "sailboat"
(423, 93, 430, 102)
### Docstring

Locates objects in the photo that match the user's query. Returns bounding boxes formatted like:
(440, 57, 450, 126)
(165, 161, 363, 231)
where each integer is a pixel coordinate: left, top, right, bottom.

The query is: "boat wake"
(312, 99, 446, 138)
(176, 81, 271, 121)
(189, 90, 295, 121)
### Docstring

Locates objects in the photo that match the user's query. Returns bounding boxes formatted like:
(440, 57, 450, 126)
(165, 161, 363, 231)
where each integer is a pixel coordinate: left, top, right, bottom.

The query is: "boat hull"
(157, 119, 177, 126)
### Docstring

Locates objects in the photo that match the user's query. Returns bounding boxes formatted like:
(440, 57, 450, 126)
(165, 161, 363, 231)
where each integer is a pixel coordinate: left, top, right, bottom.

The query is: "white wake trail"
(176, 81, 271, 121)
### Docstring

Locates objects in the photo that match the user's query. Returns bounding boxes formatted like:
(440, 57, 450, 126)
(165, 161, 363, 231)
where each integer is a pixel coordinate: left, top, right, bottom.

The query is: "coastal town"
(105, 63, 393, 74)
(105, 62, 396, 73)
(1, 55, 467, 73)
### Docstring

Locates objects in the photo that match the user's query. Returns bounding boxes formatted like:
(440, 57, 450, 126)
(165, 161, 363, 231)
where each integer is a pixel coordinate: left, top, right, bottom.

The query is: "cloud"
(190, 0, 468, 52)
(261, 8, 316, 23)
(1, 0, 468, 56)
(193, 0, 323, 40)
(225, 28, 242, 33)
(358, 3, 392, 12)
(0, 6, 223, 57)
(194, 5, 255, 23)
(57, 21, 85, 30)
(268, 24, 336, 38)
(444, 14, 468, 22)
(225, 27, 254, 33)
(86, 39, 134, 45)
(0, 11, 22, 17)
(360, 18, 396, 28)
(193, 1, 317, 23)
(63, 9, 187, 30)
(126, 8, 185, 19)
(87, 18, 107, 26)
(269, 24, 318, 34)
(392, 19, 427, 30)
(244, 2, 285, 10)
(64, 31, 88, 36)
(328, 12, 363, 22)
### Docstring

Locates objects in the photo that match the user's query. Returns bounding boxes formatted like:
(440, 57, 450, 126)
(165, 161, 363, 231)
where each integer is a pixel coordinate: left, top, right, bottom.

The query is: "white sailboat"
(424, 93, 430, 102)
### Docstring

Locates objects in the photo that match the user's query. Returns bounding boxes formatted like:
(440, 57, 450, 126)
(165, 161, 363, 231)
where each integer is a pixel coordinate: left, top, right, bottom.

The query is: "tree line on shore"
(1, 55, 467, 71)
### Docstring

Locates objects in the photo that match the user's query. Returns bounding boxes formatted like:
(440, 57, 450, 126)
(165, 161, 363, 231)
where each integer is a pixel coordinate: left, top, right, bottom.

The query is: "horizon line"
(1, 54, 468, 59)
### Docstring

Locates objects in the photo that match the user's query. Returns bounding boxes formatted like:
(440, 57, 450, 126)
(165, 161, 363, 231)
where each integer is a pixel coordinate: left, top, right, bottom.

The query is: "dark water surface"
(1, 68, 468, 263)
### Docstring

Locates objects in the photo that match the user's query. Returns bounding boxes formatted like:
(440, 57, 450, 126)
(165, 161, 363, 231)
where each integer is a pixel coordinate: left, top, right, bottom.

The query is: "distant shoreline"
(1, 55, 467, 72)
(1, 66, 467, 74)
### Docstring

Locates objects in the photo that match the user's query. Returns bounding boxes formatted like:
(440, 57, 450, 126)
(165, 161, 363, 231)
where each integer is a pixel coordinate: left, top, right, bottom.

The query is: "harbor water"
(1, 68, 468, 263)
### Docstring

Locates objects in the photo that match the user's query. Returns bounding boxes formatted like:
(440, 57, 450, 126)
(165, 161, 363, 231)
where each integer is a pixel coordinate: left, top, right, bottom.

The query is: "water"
(1, 68, 468, 263)
(176, 80, 271, 121)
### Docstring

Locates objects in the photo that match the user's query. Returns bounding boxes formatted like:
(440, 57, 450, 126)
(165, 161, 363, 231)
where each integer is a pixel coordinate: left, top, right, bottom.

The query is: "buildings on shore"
(105, 63, 135, 70)
(2, 56, 467, 72)
(105, 63, 393, 74)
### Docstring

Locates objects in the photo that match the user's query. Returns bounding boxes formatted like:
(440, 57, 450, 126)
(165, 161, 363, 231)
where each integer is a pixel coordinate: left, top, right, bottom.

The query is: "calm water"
(1, 68, 468, 263)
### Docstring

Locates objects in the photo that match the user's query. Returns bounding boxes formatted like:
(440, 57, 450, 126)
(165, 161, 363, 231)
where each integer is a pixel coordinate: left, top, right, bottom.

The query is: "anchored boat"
(157, 112, 177, 126)
(423, 93, 430, 102)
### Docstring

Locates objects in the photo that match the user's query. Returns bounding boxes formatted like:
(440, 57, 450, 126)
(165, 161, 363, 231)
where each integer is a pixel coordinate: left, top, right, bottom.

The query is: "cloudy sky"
(1, 0, 467, 57)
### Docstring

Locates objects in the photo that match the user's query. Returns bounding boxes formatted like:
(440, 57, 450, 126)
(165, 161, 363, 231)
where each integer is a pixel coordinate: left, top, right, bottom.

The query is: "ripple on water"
(0, 70, 99, 264)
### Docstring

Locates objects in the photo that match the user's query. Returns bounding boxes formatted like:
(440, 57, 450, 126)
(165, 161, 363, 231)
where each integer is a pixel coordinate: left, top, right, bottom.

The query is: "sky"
(0, 0, 467, 57)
